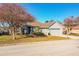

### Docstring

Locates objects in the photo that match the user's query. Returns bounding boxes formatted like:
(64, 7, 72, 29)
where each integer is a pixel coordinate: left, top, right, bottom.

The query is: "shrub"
(48, 32, 50, 35)
(33, 32, 46, 37)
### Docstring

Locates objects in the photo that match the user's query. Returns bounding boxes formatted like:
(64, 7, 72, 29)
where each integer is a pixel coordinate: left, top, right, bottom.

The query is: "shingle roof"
(29, 20, 63, 28)
(29, 20, 42, 27)
(29, 20, 55, 28)
(40, 22, 55, 28)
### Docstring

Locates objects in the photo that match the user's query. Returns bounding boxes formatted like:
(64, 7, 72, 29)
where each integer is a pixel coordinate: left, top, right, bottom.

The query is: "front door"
(27, 26, 31, 34)
(21, 26, 33, 34)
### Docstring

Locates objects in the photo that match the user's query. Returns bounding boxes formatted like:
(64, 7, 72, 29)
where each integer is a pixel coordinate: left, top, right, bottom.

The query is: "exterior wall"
(41, 29, 49, 35)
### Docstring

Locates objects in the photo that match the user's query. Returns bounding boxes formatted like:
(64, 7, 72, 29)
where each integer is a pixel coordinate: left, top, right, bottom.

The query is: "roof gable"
(49, 22, 63, 28)
(40, 22, 55, 28)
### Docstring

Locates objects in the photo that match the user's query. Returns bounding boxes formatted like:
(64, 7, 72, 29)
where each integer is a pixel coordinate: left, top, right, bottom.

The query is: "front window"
(49, 28, 60, 30)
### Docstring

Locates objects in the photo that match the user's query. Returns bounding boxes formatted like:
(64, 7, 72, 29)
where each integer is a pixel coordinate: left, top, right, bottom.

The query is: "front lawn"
(0, 35, 68, 46)
(69, 33, 79, 36)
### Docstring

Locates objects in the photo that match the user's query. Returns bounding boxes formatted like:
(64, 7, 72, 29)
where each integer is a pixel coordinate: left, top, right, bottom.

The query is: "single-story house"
(22, 21, 65, 36)
(40, 22, 64, 36)
(0, 20, 65, 36)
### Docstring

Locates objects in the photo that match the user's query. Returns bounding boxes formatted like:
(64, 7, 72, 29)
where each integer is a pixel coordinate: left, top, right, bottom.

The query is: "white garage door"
(49, 28, 62, 36)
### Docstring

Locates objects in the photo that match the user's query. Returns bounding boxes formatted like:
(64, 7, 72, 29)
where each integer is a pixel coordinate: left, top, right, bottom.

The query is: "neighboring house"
(40, 22, 64, 36)
(0, 27, 9, 35)
(71, 25, 79, 34)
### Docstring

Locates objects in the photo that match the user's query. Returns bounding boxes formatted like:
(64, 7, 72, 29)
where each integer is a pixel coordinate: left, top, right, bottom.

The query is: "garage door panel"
(50, 29, 62, 36)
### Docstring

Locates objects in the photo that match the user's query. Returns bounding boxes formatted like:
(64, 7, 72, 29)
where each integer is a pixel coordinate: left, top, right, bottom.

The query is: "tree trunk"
(12, 27, 16, 40)
(12, 30, 15, 40)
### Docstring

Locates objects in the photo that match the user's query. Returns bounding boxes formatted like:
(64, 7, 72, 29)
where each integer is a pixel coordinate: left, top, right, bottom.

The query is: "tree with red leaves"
(0, 3, 34, 40)
(74, 16, 79, 25)
(64, 16, 73, 26)
(64, 16, 73, 34)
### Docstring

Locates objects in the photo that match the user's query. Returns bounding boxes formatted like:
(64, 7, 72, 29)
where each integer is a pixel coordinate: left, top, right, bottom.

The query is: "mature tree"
(0, 3, 34, 40)
(74, 16, 79, 25)
(64, 16, 73, 34)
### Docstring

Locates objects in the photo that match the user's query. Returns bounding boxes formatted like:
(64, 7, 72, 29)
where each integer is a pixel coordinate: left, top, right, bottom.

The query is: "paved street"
(0, 40, 79, 56)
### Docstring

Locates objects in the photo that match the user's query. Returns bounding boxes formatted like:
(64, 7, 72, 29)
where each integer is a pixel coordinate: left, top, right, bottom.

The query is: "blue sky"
(19, 3, 79, 23)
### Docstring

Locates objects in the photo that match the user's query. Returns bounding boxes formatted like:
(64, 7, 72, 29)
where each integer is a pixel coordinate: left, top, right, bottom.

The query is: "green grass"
(0, 35, 68, 46)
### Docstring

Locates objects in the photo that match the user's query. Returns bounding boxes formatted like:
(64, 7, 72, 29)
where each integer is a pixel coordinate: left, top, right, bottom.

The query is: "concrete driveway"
(0, 40, 79, 56)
